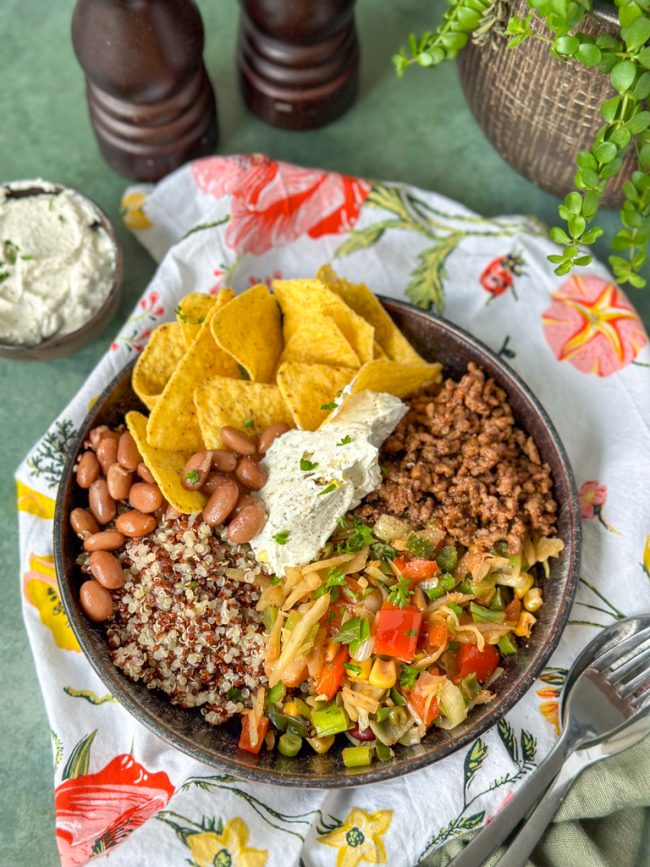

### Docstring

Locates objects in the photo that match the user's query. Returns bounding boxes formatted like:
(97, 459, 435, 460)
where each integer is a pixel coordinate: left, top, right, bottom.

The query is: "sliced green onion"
(470, 602, 506, 624)
(436, 545, 458, 572)
(286, 716, 310, 738)
(424, 585, 445, 602)
(459, 672, 481, 703)
(390, 687, 406, 706)
(406, 534, 434, 558)
(489, 587, 507, 611)
(311, 705, 349, 737)
(375, 706, 392, 722)
(439, 572, 456, 591)
(266, 704, 290, 732)
(448, 602, 463, 617)
(457, 580, 473, 594)
(375, 741, 395, 762)
(278, 732, 302, 757)
(342, 745, 373, 768)
(265, 683, 286, 705)
(499, 633, 518, 655)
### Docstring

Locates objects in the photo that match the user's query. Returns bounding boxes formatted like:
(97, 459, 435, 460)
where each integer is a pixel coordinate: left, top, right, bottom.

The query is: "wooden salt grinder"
(71, 0, 218, 182)
(238, 0, 359, 130)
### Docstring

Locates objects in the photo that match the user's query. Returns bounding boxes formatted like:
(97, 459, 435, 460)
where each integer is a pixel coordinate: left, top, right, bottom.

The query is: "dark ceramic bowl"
(0, 181, 123, 361)
(54, 298, 581, 787)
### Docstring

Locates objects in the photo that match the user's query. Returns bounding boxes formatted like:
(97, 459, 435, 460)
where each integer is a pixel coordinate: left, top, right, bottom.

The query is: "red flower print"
(55, 754, 174, 866)
(579, 480, 620, 535)
(191, 155, 370, 255)
(542, 274, 648, 377)
(480, 253, 525, 301)
(138, 289, 165, 318)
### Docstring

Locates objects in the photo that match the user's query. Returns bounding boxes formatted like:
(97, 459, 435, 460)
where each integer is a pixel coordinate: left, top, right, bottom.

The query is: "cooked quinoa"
(355, 362, 557, 554)
(104, 515, 268, 724)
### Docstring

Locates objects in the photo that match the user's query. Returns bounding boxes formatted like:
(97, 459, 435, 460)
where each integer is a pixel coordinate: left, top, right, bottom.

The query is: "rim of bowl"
(54, 298, 582, 787)
(0, 180, 123, 361)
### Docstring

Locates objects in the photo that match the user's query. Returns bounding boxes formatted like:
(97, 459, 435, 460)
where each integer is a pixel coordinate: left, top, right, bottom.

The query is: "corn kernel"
(283, 701, 300, 717)
(514, 611, 537, 638)
(523, 587, 543, 613)
(369, 658, 397, 689)
(306, 735, 335, 754)
(346, 658, 372, 681)
(514, 573, 535, 600)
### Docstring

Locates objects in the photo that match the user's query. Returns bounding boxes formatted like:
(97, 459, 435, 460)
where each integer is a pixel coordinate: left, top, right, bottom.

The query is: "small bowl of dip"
(0, 179, 123, 361)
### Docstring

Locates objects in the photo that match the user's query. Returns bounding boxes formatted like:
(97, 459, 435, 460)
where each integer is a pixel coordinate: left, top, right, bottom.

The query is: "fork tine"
(620, 668, 650, 698)
(630, 687, 650, 712)
(609, 644, 650, 686)
(595, 626, 650, 672)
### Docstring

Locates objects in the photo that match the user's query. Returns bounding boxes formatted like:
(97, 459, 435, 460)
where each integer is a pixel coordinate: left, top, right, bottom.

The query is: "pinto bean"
(181, 451, 213, 490)
(76, 452, 100, 488)
(165, 504, 181, 522)
(70, 508, 99, 539)
(136, 462, 156, 484)
(79, 579, 114, 621)
(129, 482, 163, 513)
(258, 422, 291, 454)
(107, 463, 133, 501)
(211, 449, 238, 472)
(201, 472, 231, 496)
(83, 530, 125, 552)
(89, 426, 119, 451)
(115, 510, 157, 537)
(235, 457, 268, 491)
(220, 426, 256, 456)
(202, 478, 239, 527)
(88, 479, 116, 525)
(96, 437, 119, 475)
(227, 503, 267, 544)
(88, 550, 125, 589)
(231, 493, 259, 518)
(117, 431, 141, 471)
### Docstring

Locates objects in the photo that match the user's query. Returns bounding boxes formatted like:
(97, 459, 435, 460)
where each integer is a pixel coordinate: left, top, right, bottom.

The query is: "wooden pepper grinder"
(71, 0, 218, 182)
(238, 0, 359, 130)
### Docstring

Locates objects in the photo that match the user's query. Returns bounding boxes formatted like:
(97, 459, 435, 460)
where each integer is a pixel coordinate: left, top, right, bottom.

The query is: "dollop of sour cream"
(0, 181, 116, 345)
(251, 391, 408, 575)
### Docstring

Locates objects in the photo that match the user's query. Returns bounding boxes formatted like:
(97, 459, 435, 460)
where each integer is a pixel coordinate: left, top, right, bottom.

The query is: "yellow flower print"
(16, 480, 55, 519)
(536, 686, 560, 736)
(120, 191, 153, 231)
(186, 818, 267, 867)
(643, 535, 650, 578)
(319, 808, 392, 867)
(22, 553, 80, 652)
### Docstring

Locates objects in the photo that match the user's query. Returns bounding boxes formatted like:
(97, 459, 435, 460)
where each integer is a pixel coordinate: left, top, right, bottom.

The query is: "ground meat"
(356, 362, 557, 554)
(105, 514, 268, 725)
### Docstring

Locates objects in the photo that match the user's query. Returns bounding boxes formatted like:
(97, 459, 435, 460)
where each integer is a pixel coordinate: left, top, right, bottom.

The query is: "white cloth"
(17, 155, 650, 867)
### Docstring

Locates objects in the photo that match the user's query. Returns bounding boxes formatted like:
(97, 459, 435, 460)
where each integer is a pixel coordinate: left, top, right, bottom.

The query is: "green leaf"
(638, 46, 650, 68)
(564, 191, 583, 214)
(576, 150, 597, 170)
(521, 730, 537, 763)
(581, 226, 604, 244)
(497, 719, 519, 763)
(582, 190, 600, 218)
(555, 35, 579, 55)
(417, 52, 436, 67)
(459, 811, 486, 832)
(554, 261, 573, 275)
(573, 255, 592, 266)
(440, 31, 469, 52)
(549, 226, 571, 244)
(568, 215, 587, 237)
(634, 72, 650, 100)
(405, 233, 462, 312)
(600, 96, 621, 122)
(609, 126, 632, 148)
(457, 7, 482, 29)
(464, 738, 489, 786)
(629, 111, 650, 133)
(622, 15, 650, 49)
(335, 218, 405, 257)
(576, 42, 601, 67)
(594, 141, 618, 163)
(62, 730, 97, 781)
(619, 1, 643, 28)
(611, 59, 637, 94)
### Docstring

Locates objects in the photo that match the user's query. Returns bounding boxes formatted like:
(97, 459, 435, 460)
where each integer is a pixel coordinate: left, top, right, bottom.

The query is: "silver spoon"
(448, 615, 650, 867)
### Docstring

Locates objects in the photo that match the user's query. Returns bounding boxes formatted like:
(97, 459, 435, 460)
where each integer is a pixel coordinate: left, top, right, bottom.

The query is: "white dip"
(0, 180, 116, 345)
(251, 391, 408, 575)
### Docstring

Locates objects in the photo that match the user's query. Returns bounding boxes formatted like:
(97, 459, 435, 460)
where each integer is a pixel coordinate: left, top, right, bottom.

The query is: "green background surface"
(1, 1, 649, 865)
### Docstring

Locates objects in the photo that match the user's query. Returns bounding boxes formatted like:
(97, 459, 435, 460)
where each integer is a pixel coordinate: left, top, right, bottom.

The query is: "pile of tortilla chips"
(128, 266, 441, 514)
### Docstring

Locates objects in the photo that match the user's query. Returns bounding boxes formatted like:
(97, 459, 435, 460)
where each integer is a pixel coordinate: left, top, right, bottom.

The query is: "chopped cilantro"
(243, 418, 254, 429)
(271, 576, 283, 586)
(342, 586, 359, 601)
(237, 363, 251, 380)
(404, 629, 418, 636)
(197, 315, 205, 324)
(20, 254, 34, 261)
(332, 617, 370, 656)
(399, 664, 420, 690)
(343, 662, 362, 675)
(0, 272, 9, 284)
(188, 580, 198, 591)
(300, 456, 319, 472)
(175, 304, 188, 322)
(320, 401, 337, 411)
(406, 534, 434, 559)
(58, 214, 66, 223)
(336, 518, 374, 553)
(227, 687, 245, 702)
(387, 577, 413, 609)
(371, 540, 398, 561)
(272, 530, 290, 545)
(3, 240, 19, 265)
(314, 567, 347, 599)
(336, 435, 353, 446)
(184, 469, 200, 484)
(318, 482, 339, 496)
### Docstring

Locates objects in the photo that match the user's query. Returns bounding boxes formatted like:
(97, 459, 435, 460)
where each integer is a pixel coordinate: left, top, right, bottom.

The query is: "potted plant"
(395, 0, 650, 288)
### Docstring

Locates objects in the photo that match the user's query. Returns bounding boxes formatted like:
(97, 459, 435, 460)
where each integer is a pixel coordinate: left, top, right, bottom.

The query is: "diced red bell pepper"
(394, 555, 440, 583)
(454, 643, 500, 683)
(426, 623, 448, 649)
(317, 645, 349, 700)
(408, 672, 441, 727)
(238, 713, 269, 755)
(373, 602, 423, 663)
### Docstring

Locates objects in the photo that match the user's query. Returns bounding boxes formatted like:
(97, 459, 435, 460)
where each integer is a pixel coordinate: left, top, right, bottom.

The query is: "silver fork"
(449, 616, 650, 867)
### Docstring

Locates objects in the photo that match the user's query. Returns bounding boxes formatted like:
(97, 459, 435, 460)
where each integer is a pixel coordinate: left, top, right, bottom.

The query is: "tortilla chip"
(212, 284, 282, 382)
(195, 377, 294, 448)
(147, 305, 240, 452)
(273, 278, 374, 365)
(279, 315, 360, 369)
(276, 362, 354, 430)
(373, 340, 387, 359)
(350, 358, 442, 399)
(176, 292, 223, 348)
(126, 411, 206, 514)
(132, 323, 187, 411)
(318, 265, 428, 365)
